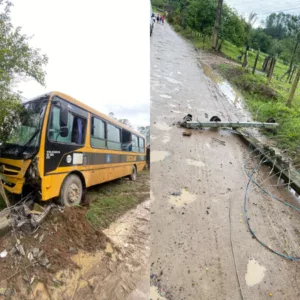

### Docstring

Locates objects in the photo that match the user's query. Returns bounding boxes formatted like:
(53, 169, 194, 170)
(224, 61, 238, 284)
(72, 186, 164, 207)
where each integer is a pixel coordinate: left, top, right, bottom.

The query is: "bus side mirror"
(60, 126, 69, 138)
(60, 101, 69, 127)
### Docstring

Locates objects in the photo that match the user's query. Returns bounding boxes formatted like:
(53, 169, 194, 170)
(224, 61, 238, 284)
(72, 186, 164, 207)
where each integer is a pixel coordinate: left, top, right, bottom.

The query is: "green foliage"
(0, 0, 48, 143)
(218, 64, 300, 164)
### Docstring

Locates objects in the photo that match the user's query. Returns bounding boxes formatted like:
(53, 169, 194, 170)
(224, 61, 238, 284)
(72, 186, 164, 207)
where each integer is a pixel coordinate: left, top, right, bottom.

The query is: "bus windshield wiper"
(18, 129, 40, 156)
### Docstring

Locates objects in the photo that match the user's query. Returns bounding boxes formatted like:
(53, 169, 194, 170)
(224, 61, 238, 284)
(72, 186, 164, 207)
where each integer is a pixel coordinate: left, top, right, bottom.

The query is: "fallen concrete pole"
(237, 129, 300, 196)
(183, 121, 279, 129)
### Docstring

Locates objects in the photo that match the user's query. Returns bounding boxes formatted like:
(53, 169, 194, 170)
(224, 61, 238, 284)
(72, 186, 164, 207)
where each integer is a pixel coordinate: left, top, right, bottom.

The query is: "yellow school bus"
(0, 92, 146, 206)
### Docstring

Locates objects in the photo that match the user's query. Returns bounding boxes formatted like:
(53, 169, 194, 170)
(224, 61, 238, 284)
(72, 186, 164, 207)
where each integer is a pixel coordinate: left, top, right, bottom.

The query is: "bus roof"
(28, 91, 145, 139)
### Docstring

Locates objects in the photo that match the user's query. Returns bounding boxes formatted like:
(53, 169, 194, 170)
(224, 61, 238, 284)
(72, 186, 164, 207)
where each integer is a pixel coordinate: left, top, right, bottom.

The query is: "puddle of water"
(186, 159, 205, 167)
(154, 122, 172, 131)
(160, 94, 172, 99)
(245, 258, 266, 287)
(164, 77, 181, 85)
(150, 135, 157, 140)
(177, 71, 181, 75)
(162, 136, 171, 144)
(206, 143, 211, 149)
(169, 104, 177, 108)
(200, 62, 248, 115)
(151, 151, 171, 163)
(200, 62, 220, 83)
(154, 74, 162, 78)
(150, 286, 167, 300)
(218, 81, 243, 110)
(171, 110, 182, 114)
(187, 104, 192, 109)
(169, 189, 197, 207)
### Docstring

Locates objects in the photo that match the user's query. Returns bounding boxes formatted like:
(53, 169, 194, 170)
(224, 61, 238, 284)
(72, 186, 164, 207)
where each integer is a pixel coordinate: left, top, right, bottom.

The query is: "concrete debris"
(10, 200, 55, 232)
(15, 244, 25, 256)
(69, 247, 76, 253)
(171, 192, 181, 196)
(32, 248, 40, 258)
(39, 234, 45, 244)
(28, 252, 34, 262)
(0, 249, 7, 258)
(183, 131, 192, 137)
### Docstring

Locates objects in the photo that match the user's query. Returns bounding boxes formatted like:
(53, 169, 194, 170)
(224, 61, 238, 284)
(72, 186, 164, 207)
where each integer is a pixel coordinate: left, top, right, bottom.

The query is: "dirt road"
(150, 22, 300, 300)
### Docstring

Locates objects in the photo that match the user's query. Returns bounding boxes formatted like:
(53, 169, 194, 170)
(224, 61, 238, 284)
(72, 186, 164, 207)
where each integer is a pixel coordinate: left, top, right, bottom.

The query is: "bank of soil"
(0, 170, 149, 299)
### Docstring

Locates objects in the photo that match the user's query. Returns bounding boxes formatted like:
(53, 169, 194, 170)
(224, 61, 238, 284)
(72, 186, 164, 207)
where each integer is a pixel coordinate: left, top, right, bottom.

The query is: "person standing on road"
(156, 14, 159, 23)
(162, 15, 165, 24)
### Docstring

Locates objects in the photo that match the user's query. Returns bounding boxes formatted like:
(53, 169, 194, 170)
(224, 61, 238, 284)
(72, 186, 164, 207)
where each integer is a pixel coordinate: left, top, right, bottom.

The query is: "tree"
(0, 0, 48, 143)
(118, 118, 133, 128)
(138, 125, 150, 145)
(212, 0, 223, 50)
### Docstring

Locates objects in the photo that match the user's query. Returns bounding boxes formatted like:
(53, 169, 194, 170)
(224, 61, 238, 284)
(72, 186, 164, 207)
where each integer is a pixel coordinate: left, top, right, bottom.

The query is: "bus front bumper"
(0, 158, 32, 195)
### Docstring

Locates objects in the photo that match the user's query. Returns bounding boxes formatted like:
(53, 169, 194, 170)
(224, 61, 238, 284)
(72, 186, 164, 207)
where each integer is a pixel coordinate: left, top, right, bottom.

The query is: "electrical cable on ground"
(229, 196, 245, 300)
(243, 160, 300, 261)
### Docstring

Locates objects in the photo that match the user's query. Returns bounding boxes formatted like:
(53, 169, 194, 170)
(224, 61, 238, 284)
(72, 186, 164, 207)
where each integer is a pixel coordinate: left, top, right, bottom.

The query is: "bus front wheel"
(129, 166, 137, 181)
(59, 174, 83, 206)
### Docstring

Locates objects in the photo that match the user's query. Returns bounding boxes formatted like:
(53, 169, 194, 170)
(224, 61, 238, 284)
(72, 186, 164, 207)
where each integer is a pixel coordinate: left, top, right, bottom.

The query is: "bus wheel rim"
(67, 183, 80, 205)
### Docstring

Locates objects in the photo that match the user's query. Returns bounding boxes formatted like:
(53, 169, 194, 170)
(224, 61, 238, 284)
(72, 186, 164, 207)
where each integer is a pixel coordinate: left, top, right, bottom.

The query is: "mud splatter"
(186, 159, 205, 167)
(162, 136, 171, 144)
(165, 77, 182, 85)
(154, 122, 172, 131)
(151, 151, 171, 163)
(160, 94, 172, 99)
(169, 189, 197, 207)
(171, 110, 182, 114)
(245, 258, 266, 287)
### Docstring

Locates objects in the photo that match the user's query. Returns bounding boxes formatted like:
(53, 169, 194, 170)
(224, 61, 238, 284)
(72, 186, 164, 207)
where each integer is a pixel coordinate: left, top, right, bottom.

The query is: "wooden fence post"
(287, 68, 300, 107)
(252, 48, 260, 75)
(267, 56, 276, 83)
(289, 65, 296, 84)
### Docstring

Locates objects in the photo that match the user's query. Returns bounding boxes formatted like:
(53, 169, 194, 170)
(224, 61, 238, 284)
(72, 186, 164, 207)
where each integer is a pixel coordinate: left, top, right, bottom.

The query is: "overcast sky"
(226, 0, 300, 26)
(11, 0, 150, 127)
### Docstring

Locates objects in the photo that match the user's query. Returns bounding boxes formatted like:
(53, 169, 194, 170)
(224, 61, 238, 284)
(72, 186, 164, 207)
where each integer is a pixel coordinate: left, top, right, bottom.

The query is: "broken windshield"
(0, 97, 49, 158)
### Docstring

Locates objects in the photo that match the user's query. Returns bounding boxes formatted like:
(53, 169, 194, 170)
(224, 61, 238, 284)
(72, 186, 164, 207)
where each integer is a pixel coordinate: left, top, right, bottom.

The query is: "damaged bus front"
(0, 94, 50, 199)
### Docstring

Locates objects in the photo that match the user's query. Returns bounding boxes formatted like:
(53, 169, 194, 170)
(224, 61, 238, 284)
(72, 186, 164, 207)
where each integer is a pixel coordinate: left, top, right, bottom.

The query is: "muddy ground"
(0, 170, 150, 300)
(150, 22, 300, 300)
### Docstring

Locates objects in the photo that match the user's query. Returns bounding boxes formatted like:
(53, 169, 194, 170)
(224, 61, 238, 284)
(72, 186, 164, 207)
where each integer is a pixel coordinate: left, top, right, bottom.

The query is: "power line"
(257, 6, 300, 16)
(227, 0, 299, 6)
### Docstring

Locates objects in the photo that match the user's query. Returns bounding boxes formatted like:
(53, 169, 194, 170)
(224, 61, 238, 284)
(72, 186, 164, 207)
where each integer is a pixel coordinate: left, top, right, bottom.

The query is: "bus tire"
(59, 174, 83, 207)
(129, 166, 137, 181)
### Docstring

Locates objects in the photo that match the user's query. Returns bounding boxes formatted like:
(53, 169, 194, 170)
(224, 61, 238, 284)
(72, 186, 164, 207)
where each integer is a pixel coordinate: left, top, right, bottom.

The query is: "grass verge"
(86, 169, 149, 228)
(217, 64, 300, 165)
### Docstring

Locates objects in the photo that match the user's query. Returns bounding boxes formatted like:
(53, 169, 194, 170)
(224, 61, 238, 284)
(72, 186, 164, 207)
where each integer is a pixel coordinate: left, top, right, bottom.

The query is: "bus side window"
(107, 124, 121, 150)
(139, 137, 145, 153)
(91, 117, 106, 148)
(132, 134, 139, 153)
(49, 106, 73, 143)
(71, 116, 86, 145)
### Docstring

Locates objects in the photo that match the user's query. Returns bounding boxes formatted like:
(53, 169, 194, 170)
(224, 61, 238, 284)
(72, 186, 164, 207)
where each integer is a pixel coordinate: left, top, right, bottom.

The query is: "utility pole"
(212, 0, 223, 51)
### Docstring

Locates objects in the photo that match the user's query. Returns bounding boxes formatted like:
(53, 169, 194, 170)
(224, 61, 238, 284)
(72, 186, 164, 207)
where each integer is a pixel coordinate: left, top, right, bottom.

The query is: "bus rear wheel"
(129, 166, 137, 181)
(59, 174, 83, 207)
